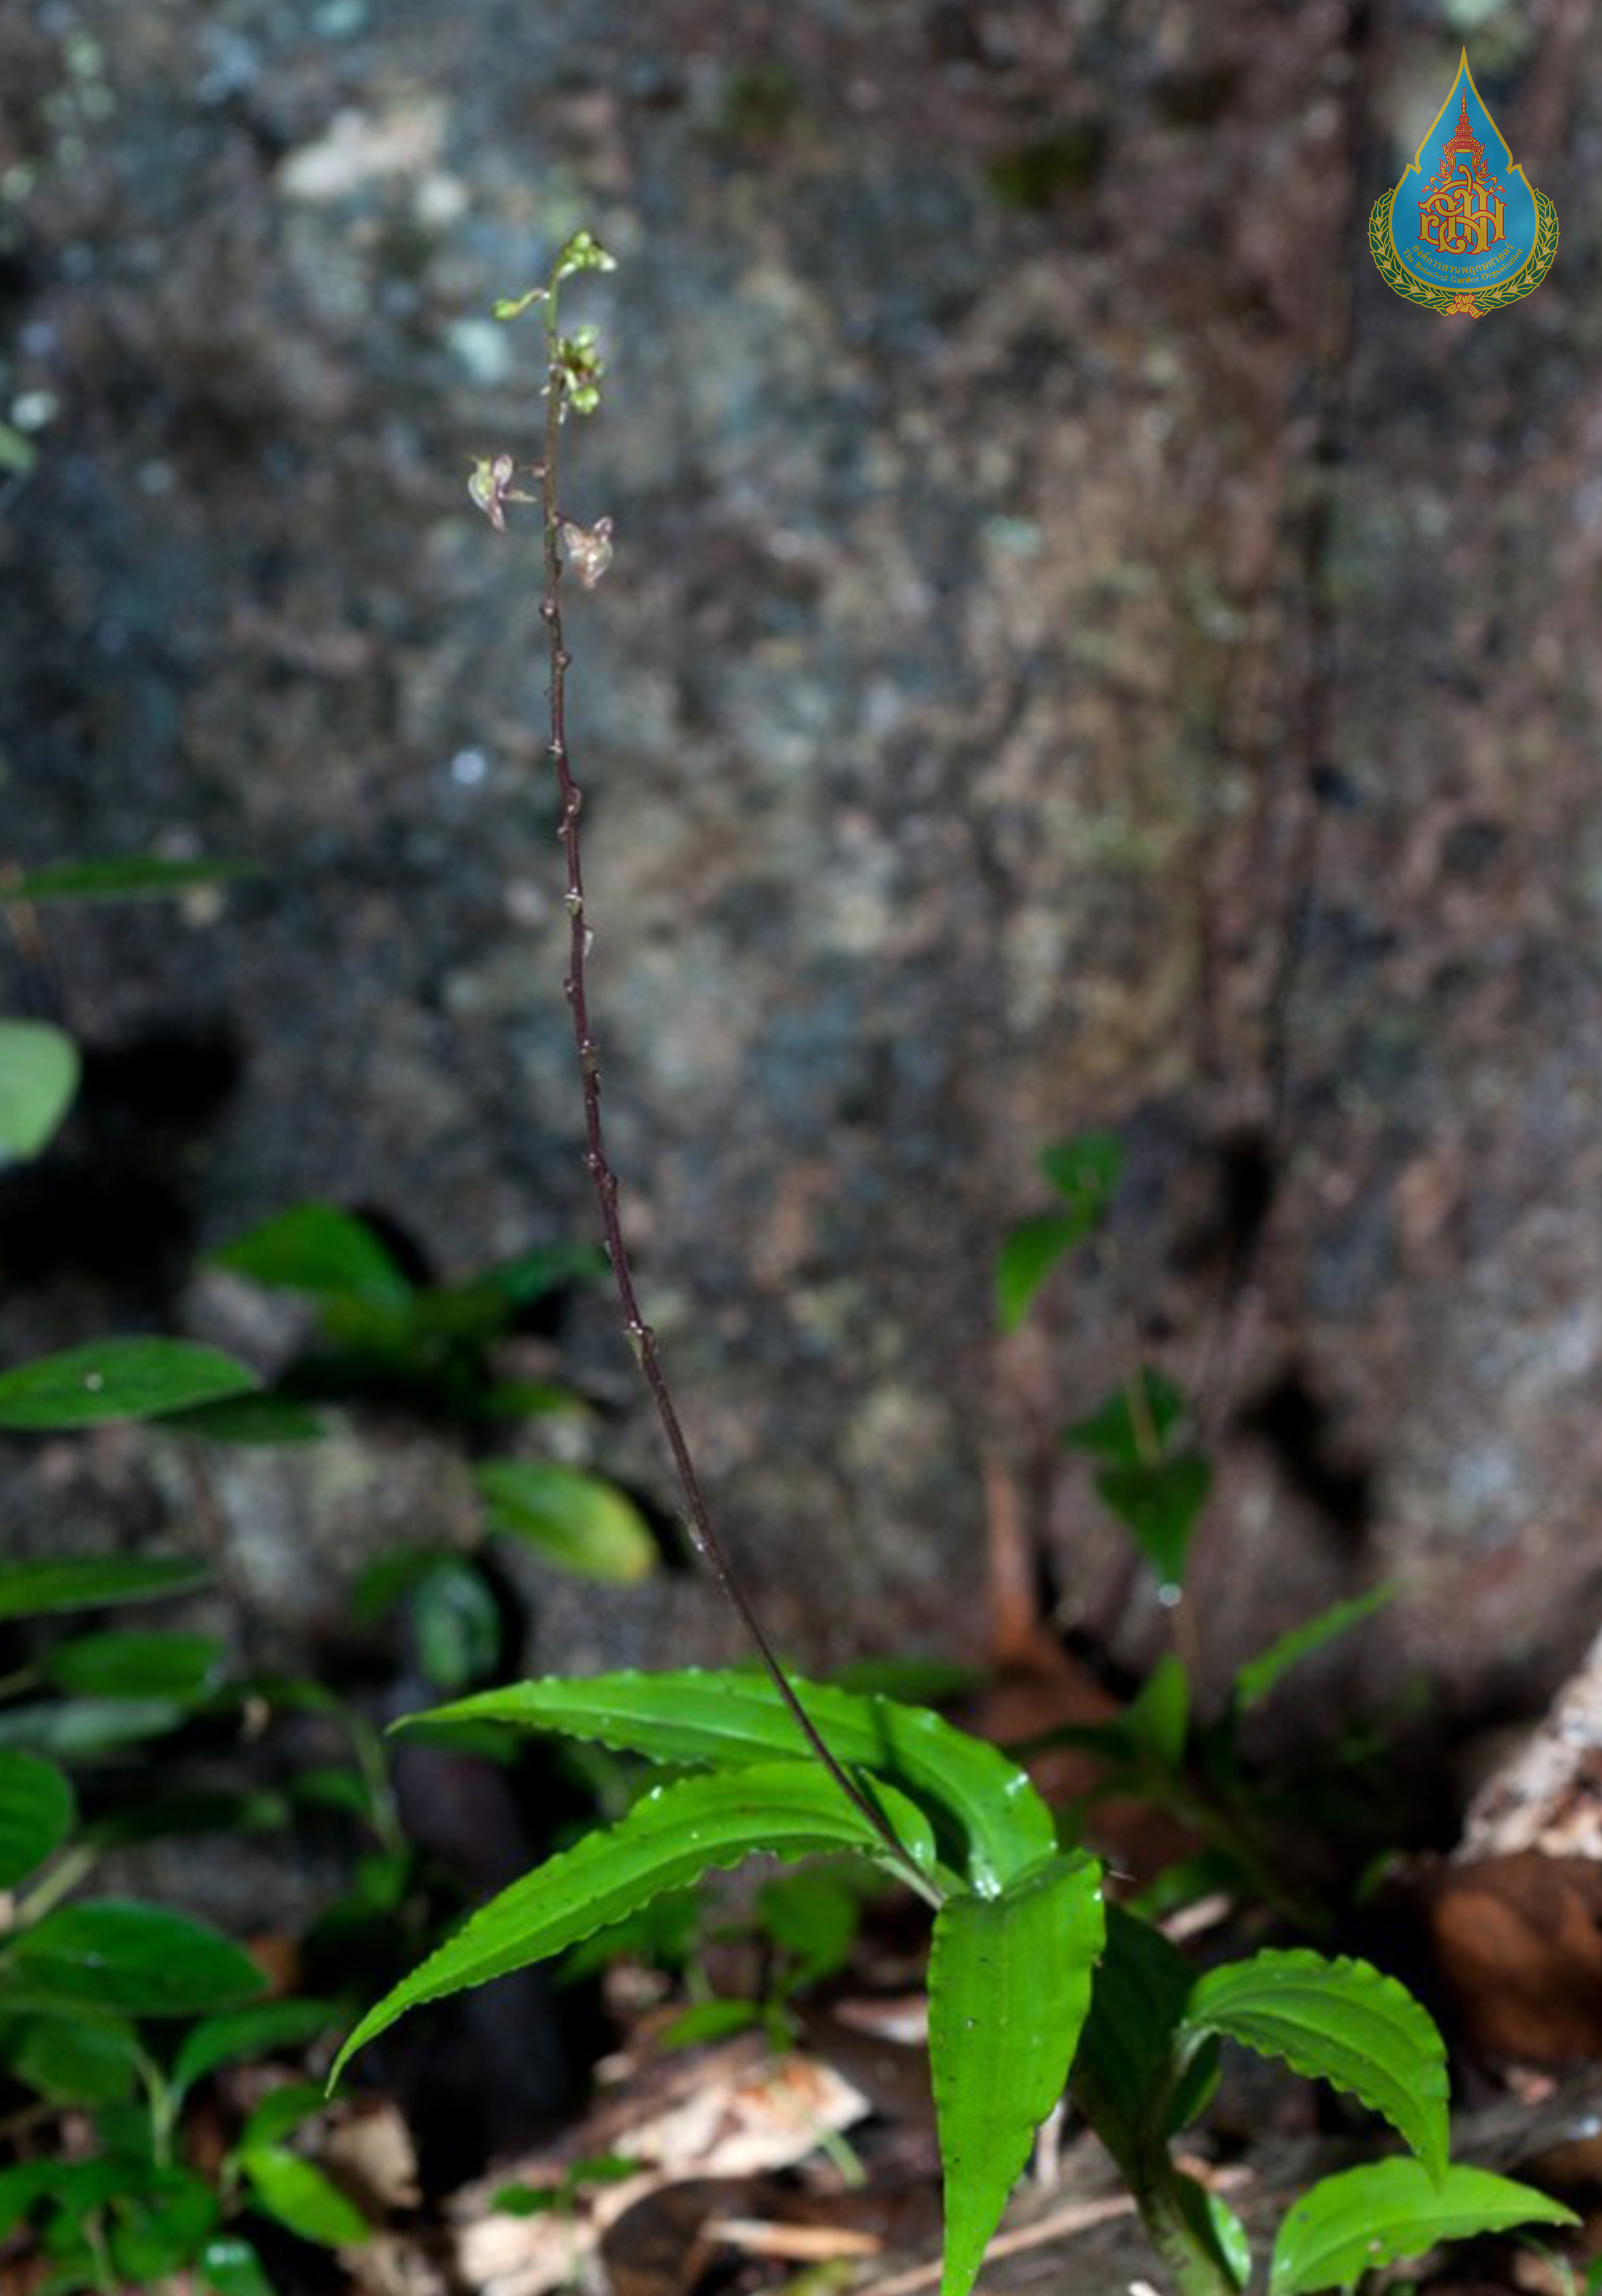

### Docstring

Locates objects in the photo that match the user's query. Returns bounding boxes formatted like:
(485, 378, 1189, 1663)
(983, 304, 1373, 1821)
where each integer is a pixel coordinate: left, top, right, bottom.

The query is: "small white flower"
(561, 515, 615, 588)
(467, 452, 538, 531)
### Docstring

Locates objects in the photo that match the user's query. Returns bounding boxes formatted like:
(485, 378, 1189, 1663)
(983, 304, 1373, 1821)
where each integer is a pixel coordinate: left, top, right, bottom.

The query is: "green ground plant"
(997, 1134, 1404, 1930)
(322, 230, 1576, 2295)
(0, 233, 1582, 2294)
(205, 1201, 604, 1439)
(205, 1196, 659, 1691)
(0, 859, 669, 2286)
(0, 1548, 365, 2293)
(3, 859, 659, 1615)
(0, 934, 374, 2287)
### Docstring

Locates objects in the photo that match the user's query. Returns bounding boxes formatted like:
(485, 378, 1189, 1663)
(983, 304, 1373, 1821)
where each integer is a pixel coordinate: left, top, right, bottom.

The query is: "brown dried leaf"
(1422, 1852, 1602, 2064)
(449, 2036, 870, 2296)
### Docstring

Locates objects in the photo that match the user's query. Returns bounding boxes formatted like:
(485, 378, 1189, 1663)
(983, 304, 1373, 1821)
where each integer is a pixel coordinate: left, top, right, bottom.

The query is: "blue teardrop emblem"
(1370, 51, 1557, 318)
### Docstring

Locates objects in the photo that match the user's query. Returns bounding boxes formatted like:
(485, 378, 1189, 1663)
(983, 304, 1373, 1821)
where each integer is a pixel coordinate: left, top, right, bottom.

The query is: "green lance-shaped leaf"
(1184, 1950, 1449, 2182)
(994, 1132, 1123, 1330)
(399, 1668, 1055, 1895)
(331, 1760, 936, 2086)
(45, 1630, 224, 1702)
(0, 1552, 208, 1620)
(2, 856, 259, 903)
(1071, 1905, 1206, 2171)
(7, 1900, 267, 2018)
(0, 1340, 258, 1430)
(1095, 1455, 1211, 1592)
(928, 1854, 1105, 2296)
(1270, 2158, 1577, 2296)
(1122, 1653, 1190, 1772)
(1230, 1584, 1399, 1717)
(477, 1460, 656, 1583)
(1070, 1910, 1240, 2295)
(0, 1750, 75, 1886)
(0, 1021, 79, 1162)
(211, 1202, 414, 1312)
(995, 1214, 1085, 1332)
(239, 2147, 368, 2248)
(3, 2010, 145, 2106)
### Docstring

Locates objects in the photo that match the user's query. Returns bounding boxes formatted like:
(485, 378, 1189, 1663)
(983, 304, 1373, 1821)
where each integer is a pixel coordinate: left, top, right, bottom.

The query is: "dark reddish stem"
(535, 312, 936, 1904)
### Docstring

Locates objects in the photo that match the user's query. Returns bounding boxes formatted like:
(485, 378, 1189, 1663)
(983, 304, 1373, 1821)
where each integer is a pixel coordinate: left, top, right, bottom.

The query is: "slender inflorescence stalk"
(512, 240, 936, 1905)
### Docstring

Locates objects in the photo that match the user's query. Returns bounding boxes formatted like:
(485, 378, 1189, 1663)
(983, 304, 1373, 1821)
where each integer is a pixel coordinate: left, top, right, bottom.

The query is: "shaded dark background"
(2, 0, 1600, 1766)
